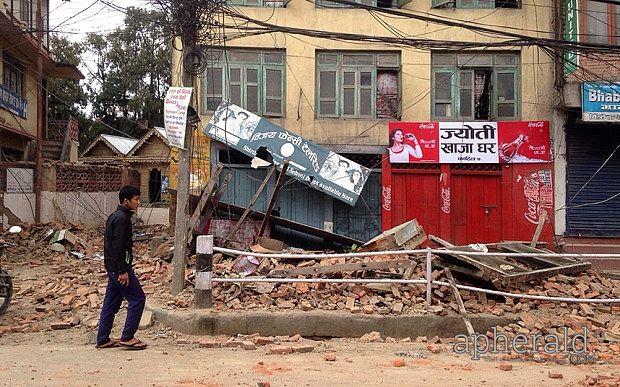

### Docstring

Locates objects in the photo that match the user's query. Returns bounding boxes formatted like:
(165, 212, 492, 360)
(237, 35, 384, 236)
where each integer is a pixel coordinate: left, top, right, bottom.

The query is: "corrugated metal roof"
(101, 134, 139, 156)
(154, 127, 170, 144)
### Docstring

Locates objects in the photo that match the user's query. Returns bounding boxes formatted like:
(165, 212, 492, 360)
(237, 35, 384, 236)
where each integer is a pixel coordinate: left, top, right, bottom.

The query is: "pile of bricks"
(1, 224, 619, 359)
(0, 223, 171, 334)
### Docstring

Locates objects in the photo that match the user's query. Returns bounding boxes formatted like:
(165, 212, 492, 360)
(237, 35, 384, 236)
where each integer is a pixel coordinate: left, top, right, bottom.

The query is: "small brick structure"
(1, 162, 141, 226)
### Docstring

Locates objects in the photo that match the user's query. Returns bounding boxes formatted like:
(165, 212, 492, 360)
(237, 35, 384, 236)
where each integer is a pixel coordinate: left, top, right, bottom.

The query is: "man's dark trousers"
(96, 270, 146, 346)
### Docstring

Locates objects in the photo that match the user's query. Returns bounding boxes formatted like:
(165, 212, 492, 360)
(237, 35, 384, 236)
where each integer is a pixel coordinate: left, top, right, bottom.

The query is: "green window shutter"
(432, 70, 454, 119)
(263, 65, 284, 116)
(318, 68, 339, 117)
(342, 70, 357, 117)
(432, 0, 454, 8)
(358, 69, 375, 118)
(228, 66, 243, 107)
(457, 70, 474, 120)
(244, 66, 261, 114)
(493, 68, 518, 119)
(203, 66, 224, 114)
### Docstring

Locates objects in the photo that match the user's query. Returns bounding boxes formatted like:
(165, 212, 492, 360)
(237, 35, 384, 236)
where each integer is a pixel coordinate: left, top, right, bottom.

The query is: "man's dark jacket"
(104, 205, 134, 274)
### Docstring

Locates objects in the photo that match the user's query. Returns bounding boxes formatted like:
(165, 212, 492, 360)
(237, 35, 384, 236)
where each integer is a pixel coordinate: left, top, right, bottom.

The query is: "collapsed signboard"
(387, 121, 551, 164)
(205, 101, 370, 206)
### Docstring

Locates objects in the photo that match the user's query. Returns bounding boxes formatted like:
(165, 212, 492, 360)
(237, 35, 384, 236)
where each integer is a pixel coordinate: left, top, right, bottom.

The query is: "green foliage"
(47, 7, 171, 151)
(47, 35, 88, 120)
(85, 7, 171, 142)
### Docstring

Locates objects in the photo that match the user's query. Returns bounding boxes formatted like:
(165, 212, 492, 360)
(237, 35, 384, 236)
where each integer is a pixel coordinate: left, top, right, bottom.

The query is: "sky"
(49, 0, 154, 42)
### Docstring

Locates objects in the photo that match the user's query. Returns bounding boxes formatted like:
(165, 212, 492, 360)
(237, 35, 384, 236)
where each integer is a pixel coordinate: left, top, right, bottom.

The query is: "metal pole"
(195, 235, 213, 308)
(426, 247, 432, 307)
(34, 0, 43, 223)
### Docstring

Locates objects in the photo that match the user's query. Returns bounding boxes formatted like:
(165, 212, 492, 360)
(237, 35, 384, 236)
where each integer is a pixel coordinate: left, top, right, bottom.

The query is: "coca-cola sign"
(388, 121, 550, 164)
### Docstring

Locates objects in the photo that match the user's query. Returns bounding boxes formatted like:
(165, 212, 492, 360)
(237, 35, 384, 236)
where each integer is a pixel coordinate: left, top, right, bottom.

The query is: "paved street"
(0, 325, 617, 386)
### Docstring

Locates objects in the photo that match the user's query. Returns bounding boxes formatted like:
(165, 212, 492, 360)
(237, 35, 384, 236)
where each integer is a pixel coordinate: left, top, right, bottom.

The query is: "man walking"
(96, 186, 147, 350)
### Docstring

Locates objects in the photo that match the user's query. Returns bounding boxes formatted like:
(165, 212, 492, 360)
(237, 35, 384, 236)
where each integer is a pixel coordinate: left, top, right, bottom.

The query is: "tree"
(84, 7, 171, 141)
(47, 35, 88, 121)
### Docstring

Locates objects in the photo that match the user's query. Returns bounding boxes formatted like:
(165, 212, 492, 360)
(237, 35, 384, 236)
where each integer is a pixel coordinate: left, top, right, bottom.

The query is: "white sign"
(438, 122, 499, 163)
(6, 168, 33, 193)
(163, 87, 193, 148)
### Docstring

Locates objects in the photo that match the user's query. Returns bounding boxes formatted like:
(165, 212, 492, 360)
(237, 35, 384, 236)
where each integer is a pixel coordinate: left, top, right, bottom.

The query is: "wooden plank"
(214, 201, 364, 246)
(269, 259, 416, 277)
(499, 262, 591, 285)
(433, 258, 485, 279)
(497, 242, 581, 267)
(530, 209, 547, 248)
(195, 173, 232, 235)
(225, 166, 276, 241)
(444, 268, 475, 336)
(259, 161, 289, 237)
(185, 165, 224, 245)
(429, 235, 530, 277)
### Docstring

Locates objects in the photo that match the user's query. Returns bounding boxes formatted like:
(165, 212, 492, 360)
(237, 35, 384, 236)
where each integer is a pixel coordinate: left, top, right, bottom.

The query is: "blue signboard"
(582, 82, 620, 122)
(0, 83, 27, 119)
(205, 101, 371, 206)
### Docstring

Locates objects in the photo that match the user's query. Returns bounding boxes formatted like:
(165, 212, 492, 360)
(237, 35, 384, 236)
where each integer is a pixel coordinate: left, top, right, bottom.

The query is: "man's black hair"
(119, 185, 141, 204)
(238, 111, 249, 119)
(338, 159, 350, 168)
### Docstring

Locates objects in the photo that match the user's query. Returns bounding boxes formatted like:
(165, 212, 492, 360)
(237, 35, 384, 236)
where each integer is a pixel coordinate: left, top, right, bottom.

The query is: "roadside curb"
(147, 304, 518, 338)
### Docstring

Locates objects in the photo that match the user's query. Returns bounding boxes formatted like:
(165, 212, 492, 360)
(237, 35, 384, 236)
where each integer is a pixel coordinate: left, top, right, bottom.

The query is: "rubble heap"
(0, 223, 619, 359)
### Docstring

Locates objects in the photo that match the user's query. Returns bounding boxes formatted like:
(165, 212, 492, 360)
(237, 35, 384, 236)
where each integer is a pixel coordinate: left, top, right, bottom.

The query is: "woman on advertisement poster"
(388, 128, 423, 162)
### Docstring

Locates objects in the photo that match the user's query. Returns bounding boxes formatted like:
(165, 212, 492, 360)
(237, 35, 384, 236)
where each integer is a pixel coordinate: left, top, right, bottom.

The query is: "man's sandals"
(119, 338, 148, 350)
(95, 339, 120, 349)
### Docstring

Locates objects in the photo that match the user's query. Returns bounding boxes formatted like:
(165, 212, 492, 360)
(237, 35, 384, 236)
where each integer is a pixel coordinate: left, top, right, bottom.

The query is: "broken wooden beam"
(444, 268, 475, 337)
(259, 161, 289, 237)
(185, 165, 224, 245)
(225, 166, 276, 242)
(530, 209, 547, 248)
(268, 259, 416, 277)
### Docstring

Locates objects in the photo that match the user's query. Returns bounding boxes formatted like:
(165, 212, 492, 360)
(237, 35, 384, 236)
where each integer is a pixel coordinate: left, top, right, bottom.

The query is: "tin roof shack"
(80, 128, 172, 209)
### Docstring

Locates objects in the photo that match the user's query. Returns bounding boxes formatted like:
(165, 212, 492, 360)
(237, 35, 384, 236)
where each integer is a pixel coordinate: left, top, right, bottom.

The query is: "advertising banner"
(582, 82, 620, 122)
(388, 121, 550, 164)
(163, 87, 193, 148)
(563, 0, 579, 76)
(206, 101, 370, 206)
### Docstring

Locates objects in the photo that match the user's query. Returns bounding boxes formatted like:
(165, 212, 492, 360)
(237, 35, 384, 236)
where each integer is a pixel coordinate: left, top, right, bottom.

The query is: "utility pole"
(34, 0, 44, 223)
(170, 0, 199, 294)
(170, 46, 194, 295)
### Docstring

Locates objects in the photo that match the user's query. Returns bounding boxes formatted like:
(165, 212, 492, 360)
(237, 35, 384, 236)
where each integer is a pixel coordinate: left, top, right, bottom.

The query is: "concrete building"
(554, 0, 620, 260)
(0, 0, 82, 162)
(172, 1, 557, 243)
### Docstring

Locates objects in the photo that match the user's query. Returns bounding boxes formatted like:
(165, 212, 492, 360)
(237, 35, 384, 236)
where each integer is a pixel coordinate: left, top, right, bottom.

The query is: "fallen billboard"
(205, 101, 370, 206)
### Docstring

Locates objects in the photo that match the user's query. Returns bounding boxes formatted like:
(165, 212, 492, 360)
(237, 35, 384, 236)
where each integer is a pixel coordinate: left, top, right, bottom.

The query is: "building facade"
(0, 0, 82, 162)
(173, 1, 557, 243)
(81, 128, 172, 204)
(555, 0, 620, 260)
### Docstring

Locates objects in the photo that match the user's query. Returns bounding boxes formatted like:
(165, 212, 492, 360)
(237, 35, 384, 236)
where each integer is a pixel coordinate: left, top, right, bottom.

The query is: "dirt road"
(0, 322, 617, 387)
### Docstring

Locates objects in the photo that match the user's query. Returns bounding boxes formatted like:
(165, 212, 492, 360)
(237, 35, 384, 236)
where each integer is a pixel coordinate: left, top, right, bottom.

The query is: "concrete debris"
(1, 222, 619, 360)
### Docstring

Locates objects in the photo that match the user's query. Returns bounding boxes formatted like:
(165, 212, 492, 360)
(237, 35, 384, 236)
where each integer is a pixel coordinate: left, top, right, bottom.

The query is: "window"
(432, 0, 519, 9)
(202, 49, 285, 117)
(20, 0, 32, 28)
(316, 52, 400, 119)
(584, 1, 619, 44)
(431, 52, 519, 120)
(317, 0, 406, 8)
(3, 53, 24, 96)
(228, 0, 289, 6)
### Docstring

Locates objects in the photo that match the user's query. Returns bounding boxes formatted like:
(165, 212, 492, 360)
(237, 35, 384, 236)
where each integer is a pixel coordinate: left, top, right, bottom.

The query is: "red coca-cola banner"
(388, 121, 550, 164)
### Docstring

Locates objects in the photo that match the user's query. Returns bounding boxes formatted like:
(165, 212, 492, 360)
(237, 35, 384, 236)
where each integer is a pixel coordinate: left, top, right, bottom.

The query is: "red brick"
(268, 346, 293, 355)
